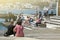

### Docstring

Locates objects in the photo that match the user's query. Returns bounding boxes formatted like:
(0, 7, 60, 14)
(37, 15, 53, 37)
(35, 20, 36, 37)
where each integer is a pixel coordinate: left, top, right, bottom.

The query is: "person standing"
(13, 21, 24, 37)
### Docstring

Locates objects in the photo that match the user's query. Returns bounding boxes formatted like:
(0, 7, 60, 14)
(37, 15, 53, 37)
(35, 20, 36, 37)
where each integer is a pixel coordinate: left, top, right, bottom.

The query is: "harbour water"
(0, 18, 7, 30)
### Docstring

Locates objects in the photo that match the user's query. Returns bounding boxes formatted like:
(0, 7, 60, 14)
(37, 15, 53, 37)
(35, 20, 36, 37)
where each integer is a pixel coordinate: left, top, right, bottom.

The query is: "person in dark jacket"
(4, 21, 15, 37)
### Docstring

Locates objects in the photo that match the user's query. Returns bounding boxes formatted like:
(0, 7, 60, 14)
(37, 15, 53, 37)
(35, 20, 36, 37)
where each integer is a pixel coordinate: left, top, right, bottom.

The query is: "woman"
(13, 21, 24, 37)
(36, 18, 41, 27)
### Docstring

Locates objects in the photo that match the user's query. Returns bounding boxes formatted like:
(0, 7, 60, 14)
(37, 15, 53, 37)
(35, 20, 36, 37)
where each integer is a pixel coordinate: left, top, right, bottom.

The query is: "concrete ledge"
(0, 37, 40, 40)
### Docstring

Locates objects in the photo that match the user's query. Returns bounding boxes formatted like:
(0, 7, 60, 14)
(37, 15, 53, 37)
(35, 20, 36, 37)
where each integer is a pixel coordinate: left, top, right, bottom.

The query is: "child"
(13, 21, 24, 37)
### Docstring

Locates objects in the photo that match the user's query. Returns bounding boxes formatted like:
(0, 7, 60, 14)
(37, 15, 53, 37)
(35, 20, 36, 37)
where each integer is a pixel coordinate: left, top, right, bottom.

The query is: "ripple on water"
(0, 25, 7, 30)
(0, 18, 7, 30)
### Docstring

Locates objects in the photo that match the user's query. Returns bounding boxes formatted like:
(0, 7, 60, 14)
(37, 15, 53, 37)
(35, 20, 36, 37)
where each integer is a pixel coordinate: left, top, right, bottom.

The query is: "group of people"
(4, 14, 42, 37)
(22, 15, 41, 27)
(4, 19, 24, 37)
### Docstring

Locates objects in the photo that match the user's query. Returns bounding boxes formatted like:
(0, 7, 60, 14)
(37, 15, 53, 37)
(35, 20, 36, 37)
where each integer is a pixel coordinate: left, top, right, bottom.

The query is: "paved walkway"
(0, 27, 60, 40)
(24, 27, 60, 40)
(0, 37, 40, 40)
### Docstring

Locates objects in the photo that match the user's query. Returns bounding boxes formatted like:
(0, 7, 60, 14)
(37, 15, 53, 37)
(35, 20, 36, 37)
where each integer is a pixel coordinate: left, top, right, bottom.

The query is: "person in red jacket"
(13, 21, 24, 37)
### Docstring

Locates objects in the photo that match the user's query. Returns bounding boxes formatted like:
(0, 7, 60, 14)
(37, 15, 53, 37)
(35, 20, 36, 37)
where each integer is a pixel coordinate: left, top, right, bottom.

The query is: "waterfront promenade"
(0, 16, 60, 40)
(0, 27, 60, 40)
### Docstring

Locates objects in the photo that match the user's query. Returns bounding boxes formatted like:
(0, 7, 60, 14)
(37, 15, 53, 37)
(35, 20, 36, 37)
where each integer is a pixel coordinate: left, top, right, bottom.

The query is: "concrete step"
(50, 17, 60, 20)
(45, 16, 60, 28)
(25, 34, 60, 39)
(50, 19, 60, 22)
(50, 16, 60, 22)
(46, 23, 58, 28)
(1, 35, 59, 40)
(46, 20, 60, 28)
(1, 37, 60, 40)
(38, 38, 60, 40)
(50, 16, 60, 19)
(46, 21, 60, 25)
(0, 37, 40, 40)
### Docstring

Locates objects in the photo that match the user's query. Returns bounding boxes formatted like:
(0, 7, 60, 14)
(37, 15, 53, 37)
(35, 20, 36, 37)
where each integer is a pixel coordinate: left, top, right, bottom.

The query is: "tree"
(8, 12, 16, 22)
